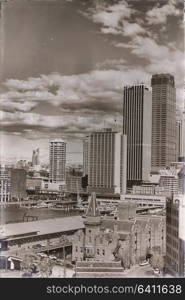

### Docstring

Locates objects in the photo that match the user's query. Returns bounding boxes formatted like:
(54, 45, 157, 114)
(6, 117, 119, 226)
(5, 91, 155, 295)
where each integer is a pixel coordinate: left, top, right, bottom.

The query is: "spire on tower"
(84, 192, 101, 226)
(86, 192, 100, 217)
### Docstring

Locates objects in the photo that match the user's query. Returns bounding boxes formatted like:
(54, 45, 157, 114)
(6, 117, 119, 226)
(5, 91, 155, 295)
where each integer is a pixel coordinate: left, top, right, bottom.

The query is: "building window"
(102, 250, 105, 256)
(75, 246, 78, 252)
(97, 249, 99, 255)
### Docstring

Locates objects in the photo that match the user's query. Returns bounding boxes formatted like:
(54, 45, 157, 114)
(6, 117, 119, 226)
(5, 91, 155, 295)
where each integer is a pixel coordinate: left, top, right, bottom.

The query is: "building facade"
(181, 111, 185, 160)
(166, 197, 180, 277)
(66, 170, 86, 194)
(32, 148, 40, 166)
(0, 166, 11, 202)
(132, 184, 167, 196)
(176, 109, 183, 161)
(178, 166, 185, 194)
(49, 139, 66, 183)
(72, 193, 166, 270)
(88, 129, 127, 196)
(83, 137, 89, 176)
(179, 194, 185, 277)
(151, 74, 176, 171)
(124, 194, 166, 208)
(10, 169, 27, 201)
(159, 175, 179, 196)
(123, 84, 152, 187)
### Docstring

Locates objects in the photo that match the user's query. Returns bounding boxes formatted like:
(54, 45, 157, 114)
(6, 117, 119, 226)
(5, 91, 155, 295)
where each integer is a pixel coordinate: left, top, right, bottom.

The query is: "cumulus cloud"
(80, 0, 182, 40)
(0, 109, 122, 139)
(146, 0, 181, 25)
(115, 36, 184, 87)
(0, 68, 150, 137)
(2, 68, 149, 110)
(0, 0, 183, 146)
(81, 0, 146, 37)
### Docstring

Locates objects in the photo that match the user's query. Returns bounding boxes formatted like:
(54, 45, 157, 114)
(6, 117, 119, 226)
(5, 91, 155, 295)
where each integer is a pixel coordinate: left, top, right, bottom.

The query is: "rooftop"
(0, 216, 84, 239)
(49, 139, 66, 143)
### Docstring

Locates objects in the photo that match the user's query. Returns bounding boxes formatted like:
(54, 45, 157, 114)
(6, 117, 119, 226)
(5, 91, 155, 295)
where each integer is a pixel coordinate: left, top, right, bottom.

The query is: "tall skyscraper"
(88, 128, 127, 195)
(10, 169, 27, 201)
(123, 84, 152, 187)
(151, 74, 176, 171)
(0, 166, 11, 202)
(49, 139, 66, 183)
(83, 137, 89, 176)
(176, 109, 183, 161)
(32, 148, 40, 166)
(182, 111, 185, 160)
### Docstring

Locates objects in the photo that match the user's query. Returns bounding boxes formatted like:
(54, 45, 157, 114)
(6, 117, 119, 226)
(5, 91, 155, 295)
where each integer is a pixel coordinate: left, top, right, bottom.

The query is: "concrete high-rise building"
(10, 169, 27, 201)
(178, 166, 185, 194)
(0, 166, 11, 202)
(83, 137, 89, 176)
(32, 150, 36, 166)
(176, 109, 183, 161)
(179, 194, 185, 277)
(123, 84, 152, 187)
(166, 195, 185, 277)
(49, 139, 66, 183)
(159, 168, 179, 196)
(151, 74, 176, 171)
(32, 148, 40, 166)
(181, 111, 185, 160)
(88, 128, 127, 195)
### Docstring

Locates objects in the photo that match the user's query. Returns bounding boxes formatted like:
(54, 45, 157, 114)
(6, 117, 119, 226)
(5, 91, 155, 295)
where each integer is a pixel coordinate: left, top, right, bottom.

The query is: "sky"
(0, 0, 184, 164)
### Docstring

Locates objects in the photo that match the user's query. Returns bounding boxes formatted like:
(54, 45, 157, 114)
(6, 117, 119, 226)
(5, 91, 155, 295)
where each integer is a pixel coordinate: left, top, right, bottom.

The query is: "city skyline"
(0, 0, 185, 281)
(0, 0, 184, 164)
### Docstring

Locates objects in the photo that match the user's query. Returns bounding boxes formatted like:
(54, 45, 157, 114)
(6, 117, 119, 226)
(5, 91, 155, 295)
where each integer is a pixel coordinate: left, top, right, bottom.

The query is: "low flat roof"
(1, 216, 84, 239)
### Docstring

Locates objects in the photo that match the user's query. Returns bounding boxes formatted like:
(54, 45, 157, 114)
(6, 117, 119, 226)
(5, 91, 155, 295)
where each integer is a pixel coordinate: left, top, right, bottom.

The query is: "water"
(0, 205, 80, 224)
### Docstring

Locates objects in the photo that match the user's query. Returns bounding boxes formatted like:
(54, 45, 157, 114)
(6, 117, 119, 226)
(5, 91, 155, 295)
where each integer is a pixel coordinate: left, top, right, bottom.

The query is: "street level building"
(124, 194, 166, 209)
(0, 216, 84, 254)
(132, 184, 167, 196)
(159, 168, 180, 196)
(166, 195, 185, 277)
(73, 193, 166, 271)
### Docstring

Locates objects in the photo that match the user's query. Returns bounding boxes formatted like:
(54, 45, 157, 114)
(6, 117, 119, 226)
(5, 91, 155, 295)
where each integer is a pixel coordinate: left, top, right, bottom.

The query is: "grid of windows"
(151, 74, 176, 170)
(123, 85, 152, 185)
(49, 140, 66, 182)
